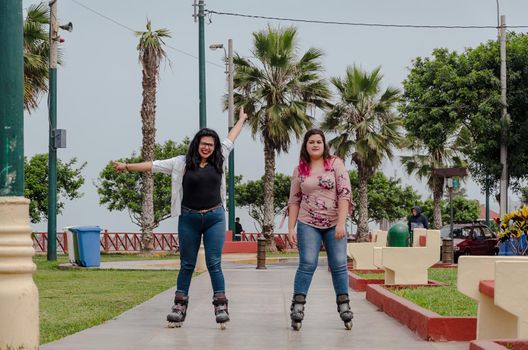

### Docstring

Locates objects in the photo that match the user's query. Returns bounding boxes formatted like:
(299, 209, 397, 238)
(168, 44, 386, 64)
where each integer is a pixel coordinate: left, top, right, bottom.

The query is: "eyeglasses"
(199, 142, 215, 149)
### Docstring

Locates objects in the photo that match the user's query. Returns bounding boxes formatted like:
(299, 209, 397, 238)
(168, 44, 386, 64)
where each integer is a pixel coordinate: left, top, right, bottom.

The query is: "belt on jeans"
(183, 203, 223, 214)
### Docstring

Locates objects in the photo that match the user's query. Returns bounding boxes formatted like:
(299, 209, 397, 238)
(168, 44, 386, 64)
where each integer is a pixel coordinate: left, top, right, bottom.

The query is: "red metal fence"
(32, 231, 293, 253)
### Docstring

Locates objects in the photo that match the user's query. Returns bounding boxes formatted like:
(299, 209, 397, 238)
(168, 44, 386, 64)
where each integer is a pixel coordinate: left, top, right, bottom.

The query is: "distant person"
(408, 206, 429, 240)
(234, 217, 245, 241)
(112, 108, 248, 330)
(286, 129, 354, 331)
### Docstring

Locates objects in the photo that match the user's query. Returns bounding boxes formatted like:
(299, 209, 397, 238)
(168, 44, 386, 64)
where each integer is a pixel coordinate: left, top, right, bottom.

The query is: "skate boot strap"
(171, 303, 187, 312)
(336, 294, 350, 304)
(174, 293, 189, 304)
(292, 294, 306, 304)
(212, 298, 229, 306)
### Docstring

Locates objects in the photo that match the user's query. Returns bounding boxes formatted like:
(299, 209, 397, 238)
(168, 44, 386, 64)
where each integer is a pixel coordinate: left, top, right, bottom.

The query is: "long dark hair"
(185, 128, 224, 173)
(298, 128, 332, 177)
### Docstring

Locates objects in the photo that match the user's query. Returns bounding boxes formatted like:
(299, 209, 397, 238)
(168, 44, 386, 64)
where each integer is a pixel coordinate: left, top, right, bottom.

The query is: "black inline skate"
(167, 292, 188, 328)
(213, 292, 230, 330)
(336, 294, 353, 330)
(290, 294, 306, 331)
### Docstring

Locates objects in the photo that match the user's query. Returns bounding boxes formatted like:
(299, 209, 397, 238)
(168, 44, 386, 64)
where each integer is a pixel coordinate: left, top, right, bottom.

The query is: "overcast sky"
(23, 0, 528, 233)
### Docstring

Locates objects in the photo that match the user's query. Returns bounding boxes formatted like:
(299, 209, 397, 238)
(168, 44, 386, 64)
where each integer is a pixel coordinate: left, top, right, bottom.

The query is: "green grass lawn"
(34, 255, 177, 345)
(389, 268, 478, 317)
(354, 271, 384, 279)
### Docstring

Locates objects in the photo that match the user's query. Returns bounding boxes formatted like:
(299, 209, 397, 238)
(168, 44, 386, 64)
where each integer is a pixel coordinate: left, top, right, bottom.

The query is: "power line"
(206, 9, 528, 30)
(68, 0, 224, 69)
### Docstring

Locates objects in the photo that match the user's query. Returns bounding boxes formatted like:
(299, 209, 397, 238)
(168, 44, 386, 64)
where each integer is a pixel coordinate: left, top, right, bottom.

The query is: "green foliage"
(402, 33, 528, 193)
(463, 33, 528, 191)
(420, 194, 480, 225)
(233, 26, 331, 153)
(24, 154, 86, 223)
(348, 170, 421, 224)
(323, 65, 403, 169)
(96, 139, 188, 228)
(235, 173, 291, 231)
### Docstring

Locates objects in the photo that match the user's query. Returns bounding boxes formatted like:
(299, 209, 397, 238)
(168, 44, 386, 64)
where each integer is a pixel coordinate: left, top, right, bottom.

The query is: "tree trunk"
(262, 137, 277, 252)
(432, 176, 443, 229)
(357, 164, 370, 242)
(140, 57, 157, 253)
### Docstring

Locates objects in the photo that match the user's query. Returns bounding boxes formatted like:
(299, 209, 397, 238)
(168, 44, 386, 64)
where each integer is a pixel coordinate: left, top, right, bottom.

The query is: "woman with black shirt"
(113, 108, 247, 329)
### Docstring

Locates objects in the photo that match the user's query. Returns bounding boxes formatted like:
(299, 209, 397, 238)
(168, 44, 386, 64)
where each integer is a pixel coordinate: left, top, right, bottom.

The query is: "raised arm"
(227, 107, 248, 143)
(112, 161, 152, 173)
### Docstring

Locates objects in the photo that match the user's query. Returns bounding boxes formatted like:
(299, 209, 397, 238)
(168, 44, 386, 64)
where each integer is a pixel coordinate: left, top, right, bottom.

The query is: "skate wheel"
(291, 321, 301, 331)
(168, 322, 182, 328)
(220, 323, 227, 330)
(344, 321, 352, 330)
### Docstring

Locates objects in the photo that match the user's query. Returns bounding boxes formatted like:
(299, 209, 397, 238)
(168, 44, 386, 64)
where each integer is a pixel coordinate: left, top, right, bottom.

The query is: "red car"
(440, 223, 499, 263)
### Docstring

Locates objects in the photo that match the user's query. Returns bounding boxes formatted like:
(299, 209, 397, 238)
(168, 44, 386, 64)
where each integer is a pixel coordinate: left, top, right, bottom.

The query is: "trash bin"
(69, 226, 101, 267)
(387, 223, 409, 247)
(64, 227, 80, 265)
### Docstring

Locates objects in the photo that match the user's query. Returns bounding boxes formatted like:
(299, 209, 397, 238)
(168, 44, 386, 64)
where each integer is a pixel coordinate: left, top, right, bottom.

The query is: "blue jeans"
(176, 206, 226, 296)
(293, 221, 349, 296)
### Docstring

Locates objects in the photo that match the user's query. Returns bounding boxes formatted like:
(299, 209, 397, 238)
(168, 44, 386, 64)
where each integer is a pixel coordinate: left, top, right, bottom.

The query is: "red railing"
(32, 231, 295, 253)
(241, 232, 297, 250)
(32, 231, 179, 253)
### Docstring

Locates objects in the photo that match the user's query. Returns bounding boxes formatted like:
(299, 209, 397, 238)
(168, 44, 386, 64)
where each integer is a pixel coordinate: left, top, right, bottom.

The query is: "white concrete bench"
(373, 229, 440, 285)
(347, 230, 387, 270)
(457, 256, 528, 340)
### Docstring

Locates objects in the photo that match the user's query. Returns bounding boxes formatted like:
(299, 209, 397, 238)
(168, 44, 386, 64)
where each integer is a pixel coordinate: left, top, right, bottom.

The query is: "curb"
(366, 283, 476, 341)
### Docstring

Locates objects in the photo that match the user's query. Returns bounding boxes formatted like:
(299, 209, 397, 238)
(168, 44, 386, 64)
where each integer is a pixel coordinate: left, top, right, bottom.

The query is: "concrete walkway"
(42, 262, 468, 350)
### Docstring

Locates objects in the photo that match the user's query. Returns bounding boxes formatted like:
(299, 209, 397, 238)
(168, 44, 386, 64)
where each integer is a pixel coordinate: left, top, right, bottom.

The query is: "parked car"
(440, 223, 499, 263)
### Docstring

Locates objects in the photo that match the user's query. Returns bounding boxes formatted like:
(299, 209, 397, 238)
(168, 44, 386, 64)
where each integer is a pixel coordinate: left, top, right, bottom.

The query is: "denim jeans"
(293, 221, 349, 296)
(176, 206, 226, 296)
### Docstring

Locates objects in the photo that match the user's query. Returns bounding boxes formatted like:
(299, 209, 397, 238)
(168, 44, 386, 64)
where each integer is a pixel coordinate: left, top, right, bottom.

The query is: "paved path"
(42, 263, 468, 350)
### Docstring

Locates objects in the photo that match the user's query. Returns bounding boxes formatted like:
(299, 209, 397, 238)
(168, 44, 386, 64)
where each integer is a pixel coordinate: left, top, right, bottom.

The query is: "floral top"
(288, 157, 353, 229)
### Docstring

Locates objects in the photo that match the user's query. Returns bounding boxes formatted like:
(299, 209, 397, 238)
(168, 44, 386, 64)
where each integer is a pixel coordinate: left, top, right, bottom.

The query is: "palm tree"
(322, 66, 403, 242)
(135, 20, 170, 252)
(23, 2, 53, 112)
(401, 129, 468, 229)
(233, 26, 331, 247)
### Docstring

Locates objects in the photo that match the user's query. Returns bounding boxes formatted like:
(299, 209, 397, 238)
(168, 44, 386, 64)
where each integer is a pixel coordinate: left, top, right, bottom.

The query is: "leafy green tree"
(401, 48, 469, 229)
(420, 195, 479, 225)
(97, 140, 188, 228)
(24, 154, 86, 223)
(235, 173, 291, 232)
(348, 170, 421, 226)
(462, 33, 528, 192)
(232, 26, 330, 247)
(322, 66, 403, 241)
(135, 21, 171, 251)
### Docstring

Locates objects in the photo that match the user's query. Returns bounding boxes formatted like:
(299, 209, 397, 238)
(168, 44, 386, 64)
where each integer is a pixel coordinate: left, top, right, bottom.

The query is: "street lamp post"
(210, 40, 236, 238)
(194, 0, 207, 128)
(0, 0, 39, 347)
(47, 0, 71, 261)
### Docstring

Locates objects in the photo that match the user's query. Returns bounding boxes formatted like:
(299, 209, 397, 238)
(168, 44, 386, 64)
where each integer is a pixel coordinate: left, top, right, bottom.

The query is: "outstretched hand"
(112, 161, 127, 172)
(238, 106, 248, 122)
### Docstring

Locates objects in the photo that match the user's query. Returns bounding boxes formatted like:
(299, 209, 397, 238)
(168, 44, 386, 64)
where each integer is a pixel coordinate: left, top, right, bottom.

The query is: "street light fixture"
(210, 40, 236, 238)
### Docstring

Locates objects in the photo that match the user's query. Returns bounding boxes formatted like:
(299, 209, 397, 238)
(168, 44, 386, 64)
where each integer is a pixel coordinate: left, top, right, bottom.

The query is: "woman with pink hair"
(287, 128, 354, 330)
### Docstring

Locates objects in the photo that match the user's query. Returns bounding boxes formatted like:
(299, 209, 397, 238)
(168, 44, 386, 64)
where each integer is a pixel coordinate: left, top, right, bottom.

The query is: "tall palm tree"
(23, 2, 53, 112)
(233, 26, 330, 246)
(322, 66, 403, 242)
(135, 20, 170, 252)
(401, 129, 468, 229)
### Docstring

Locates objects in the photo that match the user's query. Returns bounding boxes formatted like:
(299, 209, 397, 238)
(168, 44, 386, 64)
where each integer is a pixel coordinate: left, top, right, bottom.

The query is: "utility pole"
(227, 39, 236, 238)
(499, 14, 509, 217)
(0, 0, 40, 347)
(47, 0, 59, 261)
(194, 0, 207, 128)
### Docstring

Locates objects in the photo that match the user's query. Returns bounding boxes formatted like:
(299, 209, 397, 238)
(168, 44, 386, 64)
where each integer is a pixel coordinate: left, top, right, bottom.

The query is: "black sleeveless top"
(182, 164, 222, 210)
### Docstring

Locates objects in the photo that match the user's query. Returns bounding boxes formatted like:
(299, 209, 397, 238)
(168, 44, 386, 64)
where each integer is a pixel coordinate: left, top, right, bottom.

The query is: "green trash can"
(387, 223, 409, 247)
